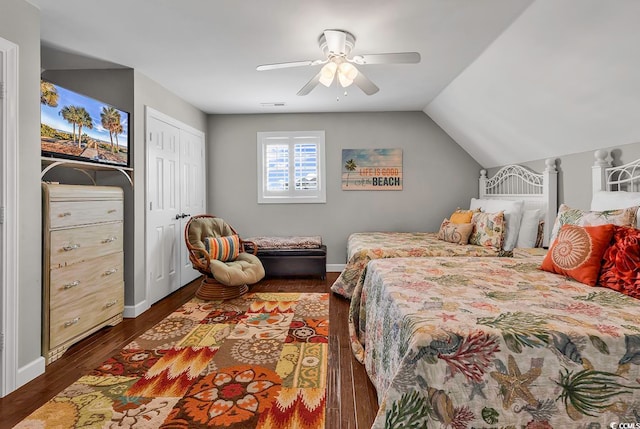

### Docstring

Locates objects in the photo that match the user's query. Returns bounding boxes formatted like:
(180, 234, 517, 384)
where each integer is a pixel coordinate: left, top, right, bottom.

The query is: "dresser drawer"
(49, 252, 123, 308)
(49, 222, 123, 268)
(49, 200, 123, 229)
(49, 282, 124, 348)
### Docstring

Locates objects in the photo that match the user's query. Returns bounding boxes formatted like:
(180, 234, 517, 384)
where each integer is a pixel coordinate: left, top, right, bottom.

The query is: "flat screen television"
(40, 79, 130, 168)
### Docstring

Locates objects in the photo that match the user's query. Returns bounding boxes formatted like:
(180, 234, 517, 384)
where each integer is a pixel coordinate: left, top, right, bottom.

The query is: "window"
(257, 131, 326, 204)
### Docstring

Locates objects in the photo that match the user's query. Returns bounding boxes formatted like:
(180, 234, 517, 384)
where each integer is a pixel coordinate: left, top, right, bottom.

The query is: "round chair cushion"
(209, 252, 265, 286)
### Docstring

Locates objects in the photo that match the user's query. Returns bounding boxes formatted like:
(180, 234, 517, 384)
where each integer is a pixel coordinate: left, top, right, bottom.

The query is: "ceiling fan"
(256, 29, 421, 96)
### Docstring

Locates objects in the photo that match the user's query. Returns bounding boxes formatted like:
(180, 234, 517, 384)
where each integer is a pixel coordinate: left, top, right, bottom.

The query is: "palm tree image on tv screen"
(40, 80, 129, 167)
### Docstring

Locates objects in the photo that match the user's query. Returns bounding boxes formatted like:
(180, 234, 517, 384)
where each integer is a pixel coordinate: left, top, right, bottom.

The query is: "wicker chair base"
(196, 277, 248, 301)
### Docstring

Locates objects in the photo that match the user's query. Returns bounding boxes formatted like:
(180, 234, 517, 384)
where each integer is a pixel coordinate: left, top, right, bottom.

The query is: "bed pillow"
(591, 190, 640, 228)
(449, 209, 477, 224)
(516, 209, 543, 248)
(437, 218, 474, 245)
(469, 211, 505, 249)
(549, 204, 638, 246)
(204, 235, 240, 262)
(469, 198, 524, 251)
(599, 226, 640, 299)
(540, 224, 614, 286)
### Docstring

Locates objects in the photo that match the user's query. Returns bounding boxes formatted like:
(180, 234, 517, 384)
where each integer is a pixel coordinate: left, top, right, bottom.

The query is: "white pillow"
(591, 190, 640, 228)
(470, 198, 525, 251)
(516, 209, 542, 248)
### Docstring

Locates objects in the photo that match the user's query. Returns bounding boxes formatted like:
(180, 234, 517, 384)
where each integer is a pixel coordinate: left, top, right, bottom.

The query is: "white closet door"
(178, 128, 205, 286)
(146, 115, 181, 305)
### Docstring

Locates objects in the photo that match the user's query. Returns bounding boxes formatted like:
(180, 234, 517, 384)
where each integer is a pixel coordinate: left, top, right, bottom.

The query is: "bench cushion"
(244, 235, 322, 250)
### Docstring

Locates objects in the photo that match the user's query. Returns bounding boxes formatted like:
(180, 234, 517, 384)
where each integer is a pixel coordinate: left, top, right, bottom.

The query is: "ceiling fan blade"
(257, 60, 316, 71)
(353, 71, 379, 95)
(324, 30, 347, 55)
(351, 52, 421, 65)
(297, 71, 322, 96)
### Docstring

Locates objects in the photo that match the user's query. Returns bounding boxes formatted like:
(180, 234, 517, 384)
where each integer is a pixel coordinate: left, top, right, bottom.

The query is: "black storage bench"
(244, 236, 327, 279)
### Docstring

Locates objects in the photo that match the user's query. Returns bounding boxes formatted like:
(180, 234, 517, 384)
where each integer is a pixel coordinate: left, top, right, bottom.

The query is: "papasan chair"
(185, 214, 265, 300)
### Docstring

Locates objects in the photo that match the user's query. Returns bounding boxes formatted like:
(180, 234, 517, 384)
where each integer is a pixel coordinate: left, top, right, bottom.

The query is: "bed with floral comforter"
(330, 232, 507, 299)
(349, 256, 640, 428)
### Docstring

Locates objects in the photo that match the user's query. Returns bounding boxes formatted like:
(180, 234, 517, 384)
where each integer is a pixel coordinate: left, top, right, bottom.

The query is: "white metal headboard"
(592, 149, 640, 193)
(479, 158, 558, 246)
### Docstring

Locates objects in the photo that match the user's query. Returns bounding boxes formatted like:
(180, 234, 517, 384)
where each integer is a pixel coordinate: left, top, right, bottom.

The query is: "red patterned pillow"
(540, 224, 614, 286)
(599, 226, 640, 298)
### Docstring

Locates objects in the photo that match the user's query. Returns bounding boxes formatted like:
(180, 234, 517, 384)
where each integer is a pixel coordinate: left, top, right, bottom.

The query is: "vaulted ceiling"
(30, 0, 640, 167)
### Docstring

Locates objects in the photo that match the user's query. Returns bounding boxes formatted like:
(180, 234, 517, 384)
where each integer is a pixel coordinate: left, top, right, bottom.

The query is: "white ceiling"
(426, 0, 640, 167)
(29, 0, 640, 167)
(32, 0, 532, 114)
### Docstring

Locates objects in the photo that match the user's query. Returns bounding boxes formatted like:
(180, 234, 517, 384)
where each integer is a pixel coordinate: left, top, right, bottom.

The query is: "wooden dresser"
(42, 183, 125, 364)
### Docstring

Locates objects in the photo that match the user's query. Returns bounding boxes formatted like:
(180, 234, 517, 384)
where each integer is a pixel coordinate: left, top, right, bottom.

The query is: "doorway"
(0, 37, 18, 397)
(145, 107, 205, 306)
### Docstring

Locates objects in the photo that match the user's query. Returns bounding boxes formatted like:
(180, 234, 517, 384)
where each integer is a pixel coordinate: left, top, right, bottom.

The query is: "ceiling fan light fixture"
(338, 62, 358, 79)
(337, 72, 354, 88)
(319, 61, 337, 87)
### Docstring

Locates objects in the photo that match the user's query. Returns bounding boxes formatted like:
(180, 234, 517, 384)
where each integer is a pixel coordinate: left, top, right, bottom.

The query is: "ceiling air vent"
(260, 102, 286, 107)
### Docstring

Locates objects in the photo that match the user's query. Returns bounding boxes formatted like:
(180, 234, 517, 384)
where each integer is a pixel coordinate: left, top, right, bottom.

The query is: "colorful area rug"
(15, 292, 328, 428)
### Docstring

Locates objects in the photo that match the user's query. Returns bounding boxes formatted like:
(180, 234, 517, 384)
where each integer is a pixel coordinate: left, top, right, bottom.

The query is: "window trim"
(257, 130, 326, 204)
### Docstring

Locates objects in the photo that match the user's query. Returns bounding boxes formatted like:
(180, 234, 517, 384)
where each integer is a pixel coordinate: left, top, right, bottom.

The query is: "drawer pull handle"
(104, 268, 118, 276)
(63, 244, 80, 251)
(107, 209, 117, 214)
(63, 280, 80, 289)
(59, 212, 72, 217)
(102, 236, 118, 244)
(105, 300, 118, 308)
(64, 317, 80, 327)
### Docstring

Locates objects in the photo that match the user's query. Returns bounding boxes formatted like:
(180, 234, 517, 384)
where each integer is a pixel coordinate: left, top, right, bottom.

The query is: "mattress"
(331, 231, 502, 299)
(349, 256, 640, 428)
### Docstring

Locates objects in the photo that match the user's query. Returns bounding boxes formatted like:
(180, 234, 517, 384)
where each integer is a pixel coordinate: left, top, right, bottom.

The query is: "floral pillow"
(437, 218, 474, 245)
(599, 226, 640, 298)
(541, 224, 614, 286)
(204, 235, 240, 262)
(469, 211, 505, 250)
(549, 204, 637, 247)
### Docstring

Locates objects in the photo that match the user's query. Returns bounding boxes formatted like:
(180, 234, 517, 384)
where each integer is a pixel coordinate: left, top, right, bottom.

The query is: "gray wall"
(1, 0, 42, 369)
(488, 141, 640, 211)
(207, 111, 482, 265)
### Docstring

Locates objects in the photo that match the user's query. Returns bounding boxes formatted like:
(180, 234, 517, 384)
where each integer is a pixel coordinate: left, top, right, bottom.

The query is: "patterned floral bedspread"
(349, 256, 640, 428)
(331, 232, 501, 299)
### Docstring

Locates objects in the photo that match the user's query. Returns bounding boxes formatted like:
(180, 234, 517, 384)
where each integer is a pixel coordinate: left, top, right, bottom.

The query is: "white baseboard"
(124, 300, 149, 318)
(16, 356, 45, 390)
(326, 264, 345, 273)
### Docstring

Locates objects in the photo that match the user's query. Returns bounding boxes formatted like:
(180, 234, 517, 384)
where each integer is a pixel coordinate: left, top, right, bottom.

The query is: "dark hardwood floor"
(0, 273, 379, 428)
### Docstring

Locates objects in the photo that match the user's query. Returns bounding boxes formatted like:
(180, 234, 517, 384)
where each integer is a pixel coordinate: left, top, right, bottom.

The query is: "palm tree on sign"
(40, 80, 59, 107)
(59, 105, 82, 144)
(101, 107, 122, 153)
(76, 108, 93, 148)
(344, 158, 357, 187)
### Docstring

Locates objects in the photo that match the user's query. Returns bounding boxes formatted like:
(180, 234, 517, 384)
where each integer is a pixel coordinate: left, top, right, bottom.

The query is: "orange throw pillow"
(450, 209, 475, 224)
(540, 224, 614, 286)
(599, 226, 640, 298)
